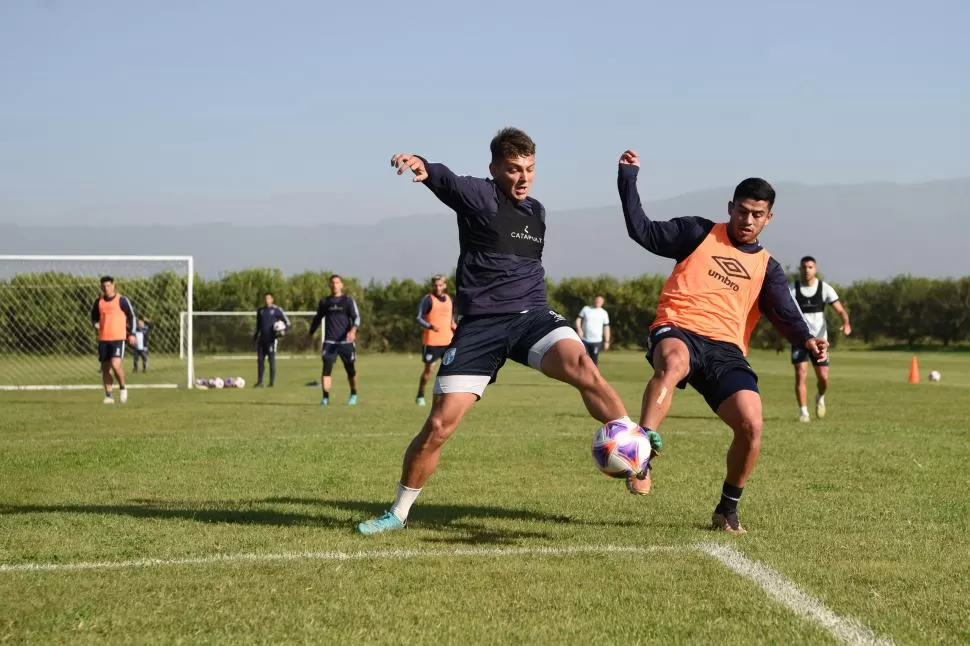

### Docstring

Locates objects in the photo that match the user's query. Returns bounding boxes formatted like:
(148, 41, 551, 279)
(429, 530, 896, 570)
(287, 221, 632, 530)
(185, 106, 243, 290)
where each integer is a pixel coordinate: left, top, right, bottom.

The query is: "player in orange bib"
(90, 276, 137, 404)
(617, 149, 828, 534)
(415, 275, 457, 406)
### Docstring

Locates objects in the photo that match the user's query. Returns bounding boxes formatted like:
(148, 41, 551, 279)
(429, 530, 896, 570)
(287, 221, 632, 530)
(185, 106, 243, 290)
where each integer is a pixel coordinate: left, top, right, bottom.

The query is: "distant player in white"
(575, 295, 611, 365)
(790, 256, 851, 421)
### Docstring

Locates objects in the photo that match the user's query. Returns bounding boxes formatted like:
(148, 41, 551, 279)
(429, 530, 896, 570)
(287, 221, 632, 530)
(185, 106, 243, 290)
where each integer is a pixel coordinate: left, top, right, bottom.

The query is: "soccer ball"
(234, 377, 246, 389)
(213, 377, 225, 389)
(273, 320, 287, 337)
(928, 370, 941, 382)
(591, 418, 654, 478)
(224, 377, 235, 388)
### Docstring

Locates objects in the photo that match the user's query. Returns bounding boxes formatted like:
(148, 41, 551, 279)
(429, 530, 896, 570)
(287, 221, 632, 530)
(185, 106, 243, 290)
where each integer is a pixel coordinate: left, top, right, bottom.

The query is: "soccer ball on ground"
(213, 377, 225, 389)
(234, 377, 246, 389)
(273, 320, 287, 337)
(592, 418, 654, 478)
(928, 370, 941, 382)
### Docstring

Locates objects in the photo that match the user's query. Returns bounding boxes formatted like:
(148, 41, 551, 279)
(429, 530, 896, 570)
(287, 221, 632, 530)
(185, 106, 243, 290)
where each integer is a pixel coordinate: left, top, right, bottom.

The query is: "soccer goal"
(179, 311, 323, 361)
(0, 255, 194, 391)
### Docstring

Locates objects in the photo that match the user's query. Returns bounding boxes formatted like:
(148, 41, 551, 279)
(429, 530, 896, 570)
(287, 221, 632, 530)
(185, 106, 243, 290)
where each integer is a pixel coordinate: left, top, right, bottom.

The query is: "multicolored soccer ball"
(273, 320, 287, 337)
(592, 418, 654, 478)
(928, 370, 941, 382)
(234, 377, 246, 389)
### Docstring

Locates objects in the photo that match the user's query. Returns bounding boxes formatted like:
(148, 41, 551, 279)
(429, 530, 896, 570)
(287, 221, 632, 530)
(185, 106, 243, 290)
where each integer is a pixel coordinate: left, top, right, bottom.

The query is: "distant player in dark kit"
(617, 148, 828, 533)
(132, 319, 151, 372)
(357, 128, 654, 536)
(415, 274, 457, 406)
(253, 292, 291, 387)
(309, 275, 361, 406)
(790, 256, 851, 422)
(90, 276, 137, 404)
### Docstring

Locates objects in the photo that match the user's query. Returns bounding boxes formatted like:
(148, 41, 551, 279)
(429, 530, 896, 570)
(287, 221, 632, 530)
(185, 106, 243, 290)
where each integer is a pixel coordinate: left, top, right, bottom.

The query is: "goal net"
(180, 312, 323, 365)
(0, 255, 194, 390)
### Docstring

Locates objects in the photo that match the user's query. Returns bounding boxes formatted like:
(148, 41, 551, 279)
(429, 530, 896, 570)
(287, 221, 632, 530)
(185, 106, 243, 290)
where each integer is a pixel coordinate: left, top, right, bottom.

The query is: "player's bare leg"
(111, 357, 128, 403)
(101, 361, 114, 403)
(814, 365, 829, 418)
(416, 362, 435, 405)
(357, 392, 477, 535)
(538, 339, 627, 423)
(627, 338, 690, 494)
(795, 362, 809, 421)
(401, 392, 477, 489)
(712, 389, 763, 534)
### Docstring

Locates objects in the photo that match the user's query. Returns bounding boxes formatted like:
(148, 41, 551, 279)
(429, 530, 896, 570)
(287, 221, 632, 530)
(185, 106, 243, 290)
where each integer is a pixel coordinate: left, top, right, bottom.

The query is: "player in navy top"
(357, 128, 647, 536)
(253, 292, 291, 387)
(308, 275, 361, 405)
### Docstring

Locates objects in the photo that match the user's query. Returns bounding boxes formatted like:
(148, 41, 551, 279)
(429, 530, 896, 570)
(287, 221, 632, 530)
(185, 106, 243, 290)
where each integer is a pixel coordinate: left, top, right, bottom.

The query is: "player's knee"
(733, 416, 763, 449)
(655, 351, 689, 383)
(423, 413, 458, 448)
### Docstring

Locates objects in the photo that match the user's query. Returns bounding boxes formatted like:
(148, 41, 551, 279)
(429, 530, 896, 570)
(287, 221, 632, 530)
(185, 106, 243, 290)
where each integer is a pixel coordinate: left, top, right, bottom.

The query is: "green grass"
(1, 350, 968, 644)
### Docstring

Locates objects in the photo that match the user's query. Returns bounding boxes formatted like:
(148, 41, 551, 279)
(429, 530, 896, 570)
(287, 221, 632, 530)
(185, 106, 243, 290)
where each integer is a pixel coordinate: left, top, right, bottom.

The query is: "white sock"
(799, 406, 809, 416)
(390, 484, 421, 522)
(816, 394, 825, 404)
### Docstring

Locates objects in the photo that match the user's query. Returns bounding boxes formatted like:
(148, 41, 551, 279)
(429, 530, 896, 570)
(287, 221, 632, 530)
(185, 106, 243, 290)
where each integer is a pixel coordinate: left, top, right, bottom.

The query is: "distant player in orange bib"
(618, 149, 828, 534)
(90, 276, 137, 404)
(415, 275, 457, 406)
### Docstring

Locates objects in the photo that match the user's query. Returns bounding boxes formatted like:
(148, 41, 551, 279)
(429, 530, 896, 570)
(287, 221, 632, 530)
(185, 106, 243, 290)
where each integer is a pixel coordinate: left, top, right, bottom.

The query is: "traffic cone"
(908, 356, 920, 384)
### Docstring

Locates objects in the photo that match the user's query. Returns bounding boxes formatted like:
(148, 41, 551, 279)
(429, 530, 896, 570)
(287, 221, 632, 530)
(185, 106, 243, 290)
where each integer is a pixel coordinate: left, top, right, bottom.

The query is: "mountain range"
(2, 178, 967, 282)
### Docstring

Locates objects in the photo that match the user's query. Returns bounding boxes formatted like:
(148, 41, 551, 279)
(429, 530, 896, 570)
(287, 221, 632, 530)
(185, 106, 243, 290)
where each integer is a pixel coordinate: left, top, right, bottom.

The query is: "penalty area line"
(697, 542, 893, 646)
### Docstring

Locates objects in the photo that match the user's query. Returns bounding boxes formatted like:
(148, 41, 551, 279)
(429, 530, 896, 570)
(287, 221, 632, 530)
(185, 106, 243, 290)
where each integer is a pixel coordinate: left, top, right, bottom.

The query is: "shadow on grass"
(0, 496, 632, 544)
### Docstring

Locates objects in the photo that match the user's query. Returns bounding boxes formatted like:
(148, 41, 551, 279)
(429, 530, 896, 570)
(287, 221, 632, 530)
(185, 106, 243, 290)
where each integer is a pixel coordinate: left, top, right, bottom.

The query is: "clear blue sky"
(1, 0, 968, 224)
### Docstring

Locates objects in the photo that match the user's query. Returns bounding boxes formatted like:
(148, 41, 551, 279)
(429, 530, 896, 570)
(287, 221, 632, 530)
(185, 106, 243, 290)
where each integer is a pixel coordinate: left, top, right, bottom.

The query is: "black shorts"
(421, 345, 449, 365)
(435, 308, 581, 398)
(646, 325, 759, 412)
(322, 342, 356, 375)
(791, 344, 829, 367)
(583, 341, 603, 356)
(98, 341, 125, 363)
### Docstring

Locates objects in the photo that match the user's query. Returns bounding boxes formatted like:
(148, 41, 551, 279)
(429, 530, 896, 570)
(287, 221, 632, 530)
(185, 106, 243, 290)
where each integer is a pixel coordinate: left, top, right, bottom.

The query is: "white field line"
(697, 542, 893, 646)
(0, 541, 895, 645)
(0, 544, 680, 574)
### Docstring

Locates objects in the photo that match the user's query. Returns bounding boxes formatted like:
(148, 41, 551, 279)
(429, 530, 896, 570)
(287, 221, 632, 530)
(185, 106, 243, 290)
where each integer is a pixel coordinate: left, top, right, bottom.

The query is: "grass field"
(1, 349, 968, 644)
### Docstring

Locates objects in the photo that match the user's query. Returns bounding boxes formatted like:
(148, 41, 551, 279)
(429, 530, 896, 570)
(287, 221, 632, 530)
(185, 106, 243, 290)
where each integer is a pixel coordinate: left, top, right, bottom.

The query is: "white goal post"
(0, 255, 194, 391)
(180, 311, 324, 360)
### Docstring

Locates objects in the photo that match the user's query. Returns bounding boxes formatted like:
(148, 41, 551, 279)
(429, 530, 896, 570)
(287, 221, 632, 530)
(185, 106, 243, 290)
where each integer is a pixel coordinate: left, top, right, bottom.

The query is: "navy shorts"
(791, 344, 829, 367)
(322, 342, 356, 376)
(435, 309, 582, 398)
(421, 345, 449, 365)
(646, 325, 759, 412)
(98, 341, 125, 363)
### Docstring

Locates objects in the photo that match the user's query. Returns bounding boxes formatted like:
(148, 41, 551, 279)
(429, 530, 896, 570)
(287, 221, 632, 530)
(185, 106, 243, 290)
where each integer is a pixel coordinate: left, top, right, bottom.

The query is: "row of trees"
(1, 269, 967, 355)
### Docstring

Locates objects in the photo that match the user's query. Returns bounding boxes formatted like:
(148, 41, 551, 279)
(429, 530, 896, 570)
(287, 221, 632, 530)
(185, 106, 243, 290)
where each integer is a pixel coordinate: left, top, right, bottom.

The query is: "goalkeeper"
(254, 292, 291, 387)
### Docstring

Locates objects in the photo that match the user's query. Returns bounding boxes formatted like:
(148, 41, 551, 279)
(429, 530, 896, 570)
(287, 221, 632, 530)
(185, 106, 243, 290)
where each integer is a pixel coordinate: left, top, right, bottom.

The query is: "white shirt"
(577, 306, 610, 343)
(790, 280, 839, 339)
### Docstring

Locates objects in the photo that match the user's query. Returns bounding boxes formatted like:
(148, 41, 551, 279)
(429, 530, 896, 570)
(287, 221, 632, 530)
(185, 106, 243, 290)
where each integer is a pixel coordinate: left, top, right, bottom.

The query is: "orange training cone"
(909, 356, 920, 384)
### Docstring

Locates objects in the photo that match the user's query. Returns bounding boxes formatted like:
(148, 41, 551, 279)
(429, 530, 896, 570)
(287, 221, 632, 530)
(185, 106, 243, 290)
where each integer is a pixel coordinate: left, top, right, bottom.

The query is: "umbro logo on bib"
(711, 256, 751, 280)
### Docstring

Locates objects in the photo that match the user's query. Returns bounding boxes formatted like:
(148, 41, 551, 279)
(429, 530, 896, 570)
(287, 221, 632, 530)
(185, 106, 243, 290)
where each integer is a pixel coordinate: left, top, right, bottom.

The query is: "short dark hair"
(490, 127, 536, 162)
(732, 178, 776, 208)
(263, 291, 273, 298)
(330, 274, 342, 282)
(100, 276, 114, 285)
(800, 256, 816, 265)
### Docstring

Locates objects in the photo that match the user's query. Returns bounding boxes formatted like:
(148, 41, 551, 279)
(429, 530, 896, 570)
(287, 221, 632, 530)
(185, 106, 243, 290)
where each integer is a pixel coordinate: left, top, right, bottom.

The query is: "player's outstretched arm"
(617, 150, 710, 261)
(390, 152, 489, 213)
(760, 259, 828, 362)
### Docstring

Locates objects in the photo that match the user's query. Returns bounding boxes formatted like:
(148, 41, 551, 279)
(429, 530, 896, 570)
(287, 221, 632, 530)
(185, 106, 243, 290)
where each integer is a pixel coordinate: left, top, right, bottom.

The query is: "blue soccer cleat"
(357, 511, 406, 535)
(348, 394, 358, 406)
(321, 396, 329, 406)
(416, 396, 426, 406)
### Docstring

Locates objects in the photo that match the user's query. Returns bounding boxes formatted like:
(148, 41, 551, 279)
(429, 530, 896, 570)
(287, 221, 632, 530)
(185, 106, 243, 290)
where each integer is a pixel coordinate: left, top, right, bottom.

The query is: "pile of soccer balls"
(195, 377, 246, 390)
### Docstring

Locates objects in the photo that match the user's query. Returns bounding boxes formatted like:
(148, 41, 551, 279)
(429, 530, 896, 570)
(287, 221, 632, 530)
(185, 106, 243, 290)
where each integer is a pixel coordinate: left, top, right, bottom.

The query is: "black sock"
(715, 482, 743, 515)
(417, 389, 425, 398)
(350, 388, 357, 396)
(323, 390, 330, 398)
(119, 384, 126, 390)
